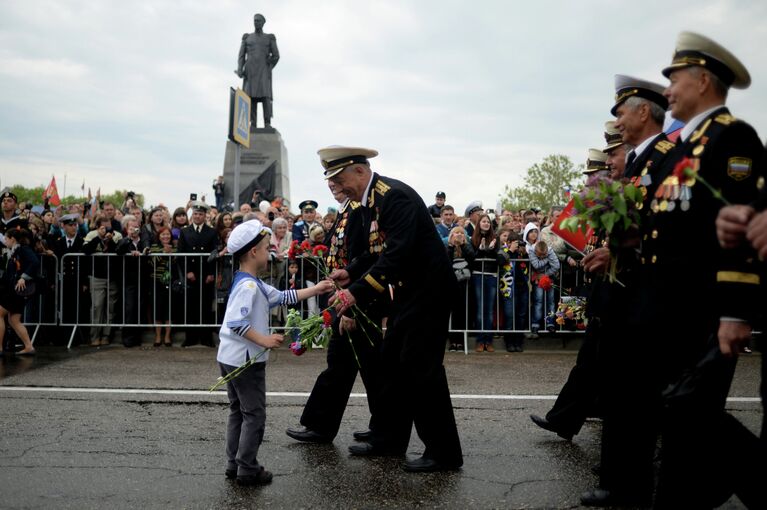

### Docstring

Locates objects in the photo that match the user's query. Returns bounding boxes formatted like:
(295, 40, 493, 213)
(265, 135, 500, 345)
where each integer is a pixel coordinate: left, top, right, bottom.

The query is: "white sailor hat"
(611, 75, 669, 115)
(662, 31, 750, 89)
(584, 149, 609, 174)
(227, 219, 272, 258)
(603, 121, 624, 152)
(464, 200, 483, 217)
(60, 213, 80, 224)
(318, 146, 379, 179)
(190, 201, 210, 212)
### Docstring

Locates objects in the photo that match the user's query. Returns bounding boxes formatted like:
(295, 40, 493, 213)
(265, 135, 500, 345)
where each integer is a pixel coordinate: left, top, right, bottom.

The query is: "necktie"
(196, 225, 201, 234)
(626, 150, 637, 168)
(67, 239, 72, 248)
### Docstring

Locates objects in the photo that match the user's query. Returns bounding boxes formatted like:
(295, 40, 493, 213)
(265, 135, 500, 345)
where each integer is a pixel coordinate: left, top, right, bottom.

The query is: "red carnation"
(672, 157, 694, 181)
(537, 275, 554, 291)
(322, 310, 332, 327)
(300, 240, 312, 251)
(312, 244, 328, 257)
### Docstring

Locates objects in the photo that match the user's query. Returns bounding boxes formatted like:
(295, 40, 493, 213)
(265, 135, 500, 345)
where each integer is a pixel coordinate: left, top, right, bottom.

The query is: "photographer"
(83, 215, 122, 346)
(116, 215, 147, 347)
(212, 177, 225, 210)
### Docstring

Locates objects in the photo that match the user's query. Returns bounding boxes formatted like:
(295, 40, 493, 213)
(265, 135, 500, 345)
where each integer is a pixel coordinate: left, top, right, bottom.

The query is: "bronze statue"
(237, 13, 279, 128)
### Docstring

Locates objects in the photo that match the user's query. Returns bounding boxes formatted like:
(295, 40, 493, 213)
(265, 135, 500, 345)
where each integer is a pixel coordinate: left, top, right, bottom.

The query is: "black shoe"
(580, 488, 649, 507)
(348, 442, 403, 457)
(403, 455, 462, 473)
(286, 426, 333, 444)
(529, 414, 574, 441)
(225, 468, 237, 480)
(352, 429, 373, 441)
(236, 467, 273, 486)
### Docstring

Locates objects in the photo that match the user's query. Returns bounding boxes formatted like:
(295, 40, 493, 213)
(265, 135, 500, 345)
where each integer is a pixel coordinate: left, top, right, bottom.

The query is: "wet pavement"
(0, 343, 762, 509)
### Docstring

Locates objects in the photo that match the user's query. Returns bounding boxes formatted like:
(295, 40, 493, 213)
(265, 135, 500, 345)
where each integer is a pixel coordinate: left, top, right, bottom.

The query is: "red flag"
(551, 199, 594, 253)
(43, 176, 61, 206)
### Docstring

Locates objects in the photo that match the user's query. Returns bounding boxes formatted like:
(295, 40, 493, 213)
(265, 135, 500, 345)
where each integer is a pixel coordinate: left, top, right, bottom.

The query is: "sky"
(1, 0, 767, 215)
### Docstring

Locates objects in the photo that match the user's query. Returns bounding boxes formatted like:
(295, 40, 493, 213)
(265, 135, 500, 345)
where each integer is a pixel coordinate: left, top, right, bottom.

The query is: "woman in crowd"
(140, 207, 168, 247)
(0, 228, 39, 355)
(446, 226, 475, 351)
(214, 212, 233, 240)
(170, 207, 188, 244)
(116, 215, 148, 348)
(214, 227, 233, 323)
(470, 213, 503, 352)
(540, 205, 581, 294)
(148, 226, 176, 347)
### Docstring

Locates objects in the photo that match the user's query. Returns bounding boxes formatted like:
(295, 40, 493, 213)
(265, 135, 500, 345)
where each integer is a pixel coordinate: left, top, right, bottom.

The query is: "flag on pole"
(663, 112, 685, 143)
(43, 176, 62, 206)
(551, 199, 594, 253)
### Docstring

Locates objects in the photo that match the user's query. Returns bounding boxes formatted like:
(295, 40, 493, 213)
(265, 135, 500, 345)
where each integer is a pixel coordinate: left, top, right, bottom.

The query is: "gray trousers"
(89, 277, 118, 341)
(219, 361, 266, 475)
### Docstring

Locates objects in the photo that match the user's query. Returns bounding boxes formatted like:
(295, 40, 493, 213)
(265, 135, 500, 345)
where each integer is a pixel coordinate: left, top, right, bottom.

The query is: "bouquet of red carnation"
(537, 275, 554, 291)
(285, 308, 334, 356)
(559, 176, 643, 284)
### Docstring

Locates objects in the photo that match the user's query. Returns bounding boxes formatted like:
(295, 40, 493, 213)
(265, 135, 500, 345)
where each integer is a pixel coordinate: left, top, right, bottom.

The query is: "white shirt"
(360, 173, 375, 207)
(217, 271, 297, 366)
(680, 104, 725, 142)
(629, 131, 662, 162)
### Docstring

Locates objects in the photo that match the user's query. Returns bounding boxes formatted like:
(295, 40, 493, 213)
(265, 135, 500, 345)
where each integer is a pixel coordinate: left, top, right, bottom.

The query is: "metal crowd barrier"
(17, 251, 588, 351)
(22, 253, 59, 345)
(448, 258, 589, 354)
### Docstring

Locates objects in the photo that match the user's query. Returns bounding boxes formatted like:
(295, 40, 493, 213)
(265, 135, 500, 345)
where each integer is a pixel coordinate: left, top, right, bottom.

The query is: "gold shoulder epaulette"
(654, 140, 675, 154)
(349, 201, 361, 209)
(375, 180, 391, 195)
(714, 113, 737, 126)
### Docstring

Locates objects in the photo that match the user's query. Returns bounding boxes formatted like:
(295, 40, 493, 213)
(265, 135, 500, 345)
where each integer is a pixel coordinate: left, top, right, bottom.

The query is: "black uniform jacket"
(348, 173, 455, 306)
(639, 107, 765, 323)
(177, 224, 218, 278)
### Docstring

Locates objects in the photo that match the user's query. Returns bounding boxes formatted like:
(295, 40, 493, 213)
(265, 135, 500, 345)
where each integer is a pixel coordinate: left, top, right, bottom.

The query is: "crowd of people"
(0, 182, 584, 352)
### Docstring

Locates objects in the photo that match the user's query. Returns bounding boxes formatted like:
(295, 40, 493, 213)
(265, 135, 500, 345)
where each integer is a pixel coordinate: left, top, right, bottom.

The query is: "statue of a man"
(237, 13, 279, 128)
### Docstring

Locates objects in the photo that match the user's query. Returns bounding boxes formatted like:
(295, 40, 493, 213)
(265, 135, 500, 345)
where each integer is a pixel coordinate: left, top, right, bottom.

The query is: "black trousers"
(122, 281, 141, 347)
(300, 322, 383, 438)
(368, 284, 463, 465)
(183, 279, 215, 345)
(544, 319, 602, 436)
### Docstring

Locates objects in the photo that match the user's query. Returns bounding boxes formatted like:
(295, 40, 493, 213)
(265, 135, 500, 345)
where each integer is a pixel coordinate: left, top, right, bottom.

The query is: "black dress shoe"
(348, 442, 403, 457)
(225, 468, 237, 480)
(580, 488, 650, 507)
(529, 414, 574, 441)
(352, 429, 373, 441)
(286, 426, 332, 443)
(403, 455, 462, 473)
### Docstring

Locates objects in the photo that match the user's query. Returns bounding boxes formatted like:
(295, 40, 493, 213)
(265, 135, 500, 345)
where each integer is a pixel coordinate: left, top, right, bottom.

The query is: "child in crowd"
(498, 229, 523, 352)
(218, 219, 333, 486)
(528, 237, 560, 334)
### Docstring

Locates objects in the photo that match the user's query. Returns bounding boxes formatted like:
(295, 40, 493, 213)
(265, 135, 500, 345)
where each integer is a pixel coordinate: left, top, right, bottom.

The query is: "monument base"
(222, 127, 290, 209)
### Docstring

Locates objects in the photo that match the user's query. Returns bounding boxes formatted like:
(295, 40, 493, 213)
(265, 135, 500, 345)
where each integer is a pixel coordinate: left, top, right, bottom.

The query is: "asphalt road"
(0, 343, 762, 509)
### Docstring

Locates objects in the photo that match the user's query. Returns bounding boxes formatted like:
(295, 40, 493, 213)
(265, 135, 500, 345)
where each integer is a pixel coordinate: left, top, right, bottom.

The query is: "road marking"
(0, 386, 761, 403)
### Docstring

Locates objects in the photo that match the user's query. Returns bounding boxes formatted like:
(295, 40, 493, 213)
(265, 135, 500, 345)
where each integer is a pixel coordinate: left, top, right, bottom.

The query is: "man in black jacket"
(52, 214, 89, 344)
(177, 202, 218, 347)
(323, 145, 463, 473)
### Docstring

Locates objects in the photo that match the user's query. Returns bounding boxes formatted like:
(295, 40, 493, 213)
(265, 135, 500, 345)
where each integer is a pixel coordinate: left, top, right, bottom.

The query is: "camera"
(126, 191, 135, 198)
(104, 226, 113, 234)
(267, 212, 275, 221)
(190, 193, 197, 201)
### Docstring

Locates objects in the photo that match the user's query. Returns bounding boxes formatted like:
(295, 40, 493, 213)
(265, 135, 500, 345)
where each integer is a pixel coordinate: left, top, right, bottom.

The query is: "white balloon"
(259, 200, 270, 213)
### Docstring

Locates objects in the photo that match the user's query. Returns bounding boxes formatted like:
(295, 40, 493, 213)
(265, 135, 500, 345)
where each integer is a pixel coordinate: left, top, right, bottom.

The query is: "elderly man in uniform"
(580, 77, 679, 507)
(322, 145, 463, 472)
(602, 121, 630, 179)
(237, 13, 279, 128)
(286, 180, 385, 444)
(638, 32, 764, 509)
(178, 201, 219, 347)
(530, 147, 614, 443)
(291, 200, 320, 243)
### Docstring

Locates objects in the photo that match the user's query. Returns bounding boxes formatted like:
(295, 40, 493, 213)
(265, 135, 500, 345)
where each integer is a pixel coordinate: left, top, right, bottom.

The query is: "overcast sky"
(1, 0, 766, 215)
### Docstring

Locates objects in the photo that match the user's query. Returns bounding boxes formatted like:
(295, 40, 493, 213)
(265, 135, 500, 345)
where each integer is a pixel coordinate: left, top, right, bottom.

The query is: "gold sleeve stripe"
(716, 271, 760, 285)
(365, 274, 386, 293)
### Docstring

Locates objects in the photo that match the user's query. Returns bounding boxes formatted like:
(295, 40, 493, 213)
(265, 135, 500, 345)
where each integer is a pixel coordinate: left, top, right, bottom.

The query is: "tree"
(3, 184, 144, 209)
(500, 154, 584, 212)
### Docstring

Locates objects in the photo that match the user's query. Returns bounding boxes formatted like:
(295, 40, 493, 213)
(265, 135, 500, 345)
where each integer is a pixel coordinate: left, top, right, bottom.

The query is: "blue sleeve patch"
(240, 307, 249, 317)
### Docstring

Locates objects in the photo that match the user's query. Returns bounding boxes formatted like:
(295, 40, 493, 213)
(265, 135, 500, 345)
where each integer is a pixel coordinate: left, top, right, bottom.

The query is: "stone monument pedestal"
(222, 127, 290, 208)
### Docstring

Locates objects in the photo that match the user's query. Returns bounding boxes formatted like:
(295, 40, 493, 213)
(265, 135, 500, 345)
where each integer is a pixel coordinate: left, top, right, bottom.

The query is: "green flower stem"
(209, 349, 269, 392)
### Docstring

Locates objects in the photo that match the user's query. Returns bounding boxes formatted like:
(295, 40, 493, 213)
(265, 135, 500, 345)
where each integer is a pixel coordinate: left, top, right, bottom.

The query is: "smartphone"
(190, 193, 197, 201)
